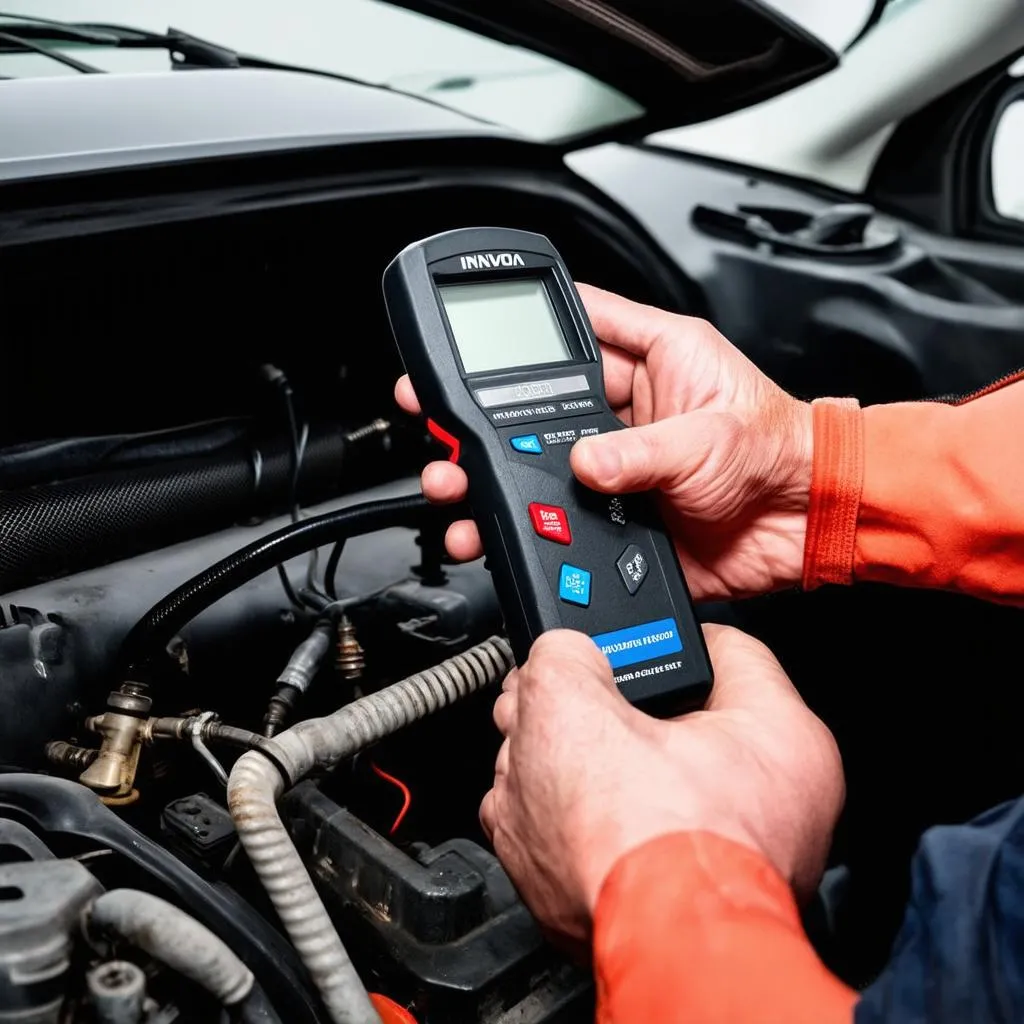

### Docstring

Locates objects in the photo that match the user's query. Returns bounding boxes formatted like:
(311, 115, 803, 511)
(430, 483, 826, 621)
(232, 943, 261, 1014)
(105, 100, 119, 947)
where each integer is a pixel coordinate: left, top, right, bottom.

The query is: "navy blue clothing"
(856, 798, 1024, 1023)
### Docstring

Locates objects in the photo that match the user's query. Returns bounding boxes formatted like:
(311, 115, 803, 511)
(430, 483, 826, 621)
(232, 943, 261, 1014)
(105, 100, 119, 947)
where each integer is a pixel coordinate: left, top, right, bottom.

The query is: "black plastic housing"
(383, 227, 711, 714)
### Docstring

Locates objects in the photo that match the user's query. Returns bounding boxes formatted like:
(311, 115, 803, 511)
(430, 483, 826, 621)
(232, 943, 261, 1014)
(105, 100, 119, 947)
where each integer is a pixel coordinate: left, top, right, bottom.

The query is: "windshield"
(0, 0, 643, 143)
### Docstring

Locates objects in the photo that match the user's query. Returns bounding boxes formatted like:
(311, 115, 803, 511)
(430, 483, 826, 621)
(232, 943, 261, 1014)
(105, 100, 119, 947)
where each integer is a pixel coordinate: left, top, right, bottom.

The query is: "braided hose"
(227, 636, 514, 1024)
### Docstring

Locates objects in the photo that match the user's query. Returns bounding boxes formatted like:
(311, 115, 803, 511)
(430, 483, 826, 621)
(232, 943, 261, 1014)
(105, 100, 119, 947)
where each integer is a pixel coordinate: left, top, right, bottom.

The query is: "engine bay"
(3, 141, 1024, 1023)
(0, 155, 691, 1023)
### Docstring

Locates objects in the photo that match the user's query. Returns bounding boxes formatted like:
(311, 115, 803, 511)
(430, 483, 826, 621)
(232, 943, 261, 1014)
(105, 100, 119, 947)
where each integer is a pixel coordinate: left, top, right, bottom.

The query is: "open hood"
(388, 0, 838, 138)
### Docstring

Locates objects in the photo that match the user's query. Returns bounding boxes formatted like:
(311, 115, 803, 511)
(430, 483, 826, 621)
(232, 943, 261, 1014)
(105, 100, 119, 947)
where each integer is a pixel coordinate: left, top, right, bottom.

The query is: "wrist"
(777, 399, 814, 512)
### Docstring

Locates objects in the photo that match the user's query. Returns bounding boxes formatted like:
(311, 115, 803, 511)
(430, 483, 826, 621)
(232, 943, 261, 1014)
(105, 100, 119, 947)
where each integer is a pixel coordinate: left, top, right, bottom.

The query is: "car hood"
(389, 0, 837, 139)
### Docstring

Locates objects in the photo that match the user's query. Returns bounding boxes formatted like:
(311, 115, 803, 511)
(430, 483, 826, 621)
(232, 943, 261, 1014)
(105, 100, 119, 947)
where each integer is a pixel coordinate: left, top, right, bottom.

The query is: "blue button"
(591, 618, 683, 670)
(559, 564, 592, 607)
(510, 434, 543, 454)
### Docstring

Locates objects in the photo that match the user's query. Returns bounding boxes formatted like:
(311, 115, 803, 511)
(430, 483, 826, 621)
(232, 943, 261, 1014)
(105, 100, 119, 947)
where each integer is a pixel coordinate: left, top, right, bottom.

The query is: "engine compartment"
(3, 140, 1024, 1022)
(0, 152, 690, 1023)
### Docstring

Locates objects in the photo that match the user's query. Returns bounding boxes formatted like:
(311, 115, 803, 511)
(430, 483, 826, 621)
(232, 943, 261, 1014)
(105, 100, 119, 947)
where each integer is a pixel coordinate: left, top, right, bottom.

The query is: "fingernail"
(579, 438, 621, 482)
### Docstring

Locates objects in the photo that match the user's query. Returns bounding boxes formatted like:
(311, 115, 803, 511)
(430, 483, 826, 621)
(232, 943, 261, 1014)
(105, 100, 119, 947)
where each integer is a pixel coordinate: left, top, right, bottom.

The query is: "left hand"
(479, 625, 844, 945)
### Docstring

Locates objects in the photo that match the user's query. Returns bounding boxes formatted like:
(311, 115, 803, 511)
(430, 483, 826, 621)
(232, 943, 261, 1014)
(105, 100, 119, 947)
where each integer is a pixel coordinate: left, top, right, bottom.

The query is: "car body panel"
(0, 68, 512, 183)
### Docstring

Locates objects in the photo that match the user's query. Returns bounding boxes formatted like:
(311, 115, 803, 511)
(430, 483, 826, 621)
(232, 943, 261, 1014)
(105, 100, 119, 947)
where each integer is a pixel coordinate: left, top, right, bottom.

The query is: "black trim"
(383, 0, 837, 139)
(971, 80, 1024, 242)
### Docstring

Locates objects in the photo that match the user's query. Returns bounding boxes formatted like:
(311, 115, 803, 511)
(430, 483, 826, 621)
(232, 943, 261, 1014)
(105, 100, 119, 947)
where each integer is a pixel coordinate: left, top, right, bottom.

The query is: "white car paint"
(651, 0, 1024, 194)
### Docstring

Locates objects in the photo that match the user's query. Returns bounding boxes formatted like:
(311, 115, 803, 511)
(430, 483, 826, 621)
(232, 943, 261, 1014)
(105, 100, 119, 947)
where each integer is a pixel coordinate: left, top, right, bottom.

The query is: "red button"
(529, 503, 572, 545)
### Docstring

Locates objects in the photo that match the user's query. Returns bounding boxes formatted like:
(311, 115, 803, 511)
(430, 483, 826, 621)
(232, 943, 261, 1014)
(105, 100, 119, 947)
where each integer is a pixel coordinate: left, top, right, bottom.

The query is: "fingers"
(700, 623, 804, 714)
(446, 520, 484, 561)
(571, 412, 733, 497)
(577, 283, 674, 358)
(479, 788, 496, 841)
(421, 461, 467, 503)
(394, 375, 420, 415)
(494, 691, 516, 736)
(524, 630, 617, 699)
(494, 737, 510, 779)
(419, 462, 484, 559)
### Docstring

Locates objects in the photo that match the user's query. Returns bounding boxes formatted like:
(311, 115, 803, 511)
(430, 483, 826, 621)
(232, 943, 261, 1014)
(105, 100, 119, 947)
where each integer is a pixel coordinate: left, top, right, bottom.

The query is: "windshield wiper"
(0, 13, 105, 73)
(0, 11, 502, 128)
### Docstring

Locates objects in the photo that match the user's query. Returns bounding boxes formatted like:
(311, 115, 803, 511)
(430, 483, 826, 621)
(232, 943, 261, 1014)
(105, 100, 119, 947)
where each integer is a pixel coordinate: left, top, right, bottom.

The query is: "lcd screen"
(438, 279, 572, 374)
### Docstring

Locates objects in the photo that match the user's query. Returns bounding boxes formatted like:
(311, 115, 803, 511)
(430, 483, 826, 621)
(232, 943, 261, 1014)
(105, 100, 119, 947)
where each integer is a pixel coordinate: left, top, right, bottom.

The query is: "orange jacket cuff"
(593, 832, 856, 1024)
(803, 397, 864, 589)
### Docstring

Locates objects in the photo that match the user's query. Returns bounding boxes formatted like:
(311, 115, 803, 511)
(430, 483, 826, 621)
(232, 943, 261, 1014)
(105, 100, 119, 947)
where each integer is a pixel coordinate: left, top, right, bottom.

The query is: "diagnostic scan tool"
(384, 228, 712, 714)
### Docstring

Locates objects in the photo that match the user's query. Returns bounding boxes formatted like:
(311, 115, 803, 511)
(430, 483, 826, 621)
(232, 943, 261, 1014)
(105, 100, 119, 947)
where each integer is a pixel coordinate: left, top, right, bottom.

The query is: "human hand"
(395, 285, 813, 601)
(478, 625, 844, 945)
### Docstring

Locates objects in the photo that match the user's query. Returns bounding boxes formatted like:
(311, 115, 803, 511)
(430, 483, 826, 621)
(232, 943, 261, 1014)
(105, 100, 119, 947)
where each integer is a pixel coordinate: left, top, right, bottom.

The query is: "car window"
(1, 0, 643, 143)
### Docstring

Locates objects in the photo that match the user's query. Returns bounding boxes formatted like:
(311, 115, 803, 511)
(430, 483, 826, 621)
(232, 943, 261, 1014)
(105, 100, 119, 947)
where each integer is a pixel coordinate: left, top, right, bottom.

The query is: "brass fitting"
(78, 682, 153, 800)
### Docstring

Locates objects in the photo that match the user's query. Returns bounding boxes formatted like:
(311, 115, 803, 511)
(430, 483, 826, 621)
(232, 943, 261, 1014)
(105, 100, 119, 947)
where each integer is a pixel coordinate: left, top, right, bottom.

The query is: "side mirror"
(990, 99, 1024, 223)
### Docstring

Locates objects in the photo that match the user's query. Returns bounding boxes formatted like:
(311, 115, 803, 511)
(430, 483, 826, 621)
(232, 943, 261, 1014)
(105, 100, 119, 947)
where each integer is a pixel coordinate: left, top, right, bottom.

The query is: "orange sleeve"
(804, 375, 1024, 603)
(593, 832, 856, 1024)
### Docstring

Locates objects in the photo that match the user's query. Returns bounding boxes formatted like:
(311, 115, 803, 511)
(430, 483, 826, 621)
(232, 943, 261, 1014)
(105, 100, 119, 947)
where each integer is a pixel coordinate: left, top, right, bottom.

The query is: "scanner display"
(439, 279, 572, 374)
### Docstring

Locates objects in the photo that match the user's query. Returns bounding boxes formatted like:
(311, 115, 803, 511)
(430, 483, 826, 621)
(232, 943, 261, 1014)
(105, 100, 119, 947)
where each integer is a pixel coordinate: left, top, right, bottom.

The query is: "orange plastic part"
(369, 993, 418, 1024)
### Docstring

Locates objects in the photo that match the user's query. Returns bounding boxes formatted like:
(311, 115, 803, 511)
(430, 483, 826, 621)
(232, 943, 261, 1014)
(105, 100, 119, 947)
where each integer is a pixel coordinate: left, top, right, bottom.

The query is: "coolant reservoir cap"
(370, 993, 418, 1024)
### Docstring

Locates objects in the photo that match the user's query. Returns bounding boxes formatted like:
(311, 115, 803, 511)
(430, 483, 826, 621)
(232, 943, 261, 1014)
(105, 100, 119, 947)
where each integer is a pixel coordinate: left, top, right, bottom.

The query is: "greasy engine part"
(86, 960, 148, 1024)
(335, 616, 365, 681)
(0, 859, 101, 1023)
(78, 683, 153, 801)
(263, 618, 336, 737)
(228, 636, 515, 1024)
(85, 890, 255, 1011)
(283, 783, 594, 1021)
(0, 775, 320, 1024)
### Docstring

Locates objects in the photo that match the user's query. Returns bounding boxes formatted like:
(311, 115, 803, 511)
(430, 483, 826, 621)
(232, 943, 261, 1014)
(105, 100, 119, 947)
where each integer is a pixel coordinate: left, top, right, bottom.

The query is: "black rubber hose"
(118, 494, 431, 675)
(0, 430, 350, 594)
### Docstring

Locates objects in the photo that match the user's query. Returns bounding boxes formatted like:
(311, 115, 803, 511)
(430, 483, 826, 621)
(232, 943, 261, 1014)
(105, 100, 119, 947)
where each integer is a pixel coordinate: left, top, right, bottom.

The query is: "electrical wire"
(264, 364, 317, 612)
(370, 762, 412, 836)
(323, 538, 346, 601)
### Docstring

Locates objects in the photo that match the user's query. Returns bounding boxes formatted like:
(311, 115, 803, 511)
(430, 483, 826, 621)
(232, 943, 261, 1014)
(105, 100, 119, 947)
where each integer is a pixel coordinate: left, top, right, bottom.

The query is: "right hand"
(395, 284, 813, 600)
(480, 624, 844, 944)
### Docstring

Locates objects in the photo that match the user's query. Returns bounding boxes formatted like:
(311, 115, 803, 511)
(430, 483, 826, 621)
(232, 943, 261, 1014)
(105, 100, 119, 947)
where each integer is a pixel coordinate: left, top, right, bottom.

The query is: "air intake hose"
(0, 429, 352, 594)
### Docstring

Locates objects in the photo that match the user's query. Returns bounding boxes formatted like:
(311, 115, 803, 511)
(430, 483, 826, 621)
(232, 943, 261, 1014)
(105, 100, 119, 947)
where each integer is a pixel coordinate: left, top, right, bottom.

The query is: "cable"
(118, 493, 431, 675)
(263, 364, 310, 611)
(324, 538, 347, 601)
(370, 762, 411, 836)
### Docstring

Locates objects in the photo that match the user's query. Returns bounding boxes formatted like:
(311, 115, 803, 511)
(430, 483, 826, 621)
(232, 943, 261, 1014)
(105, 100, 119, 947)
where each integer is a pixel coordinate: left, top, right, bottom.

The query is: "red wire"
(370, 761, 412, 836)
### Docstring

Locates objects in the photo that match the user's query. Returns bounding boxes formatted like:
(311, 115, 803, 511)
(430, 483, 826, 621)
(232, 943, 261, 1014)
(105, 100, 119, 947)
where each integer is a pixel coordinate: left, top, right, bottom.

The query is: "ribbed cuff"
(803, 398, 864, 589)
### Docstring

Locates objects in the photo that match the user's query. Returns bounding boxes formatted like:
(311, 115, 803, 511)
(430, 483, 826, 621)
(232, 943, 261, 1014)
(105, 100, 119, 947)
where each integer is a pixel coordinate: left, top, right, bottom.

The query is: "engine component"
(335, 616, 365, 680)
(78, 683, 153, 800)
(283, 784, 592, 1021)
(86, 961, 147, 1024)
(44, 741, 97, 772)
(0, 775, 319, 1023)
(228, 636, 514, 1024)
(0, 421, 393, 594)
(0, 859, 101, 1024)
(87, 890, 254, 1009)
(264, 618, 336, 736)
(161, 793, 236, 869)
(118, 493, 433, 674)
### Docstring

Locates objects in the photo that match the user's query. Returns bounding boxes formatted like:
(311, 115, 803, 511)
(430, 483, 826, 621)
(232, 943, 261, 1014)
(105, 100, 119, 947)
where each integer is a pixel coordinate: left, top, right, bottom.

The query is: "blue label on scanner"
(591, 618, 683, 669)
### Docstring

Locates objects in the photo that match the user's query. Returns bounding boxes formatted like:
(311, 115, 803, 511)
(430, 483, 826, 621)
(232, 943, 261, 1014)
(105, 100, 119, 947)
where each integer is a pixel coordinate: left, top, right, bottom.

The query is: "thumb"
(571, 412, 737, 497)
(700, 624, 804, 715)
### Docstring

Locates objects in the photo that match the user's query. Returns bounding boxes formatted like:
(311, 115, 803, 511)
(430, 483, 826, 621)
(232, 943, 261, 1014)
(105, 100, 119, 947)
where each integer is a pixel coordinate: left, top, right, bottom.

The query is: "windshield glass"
(1, 0, 643, 143)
